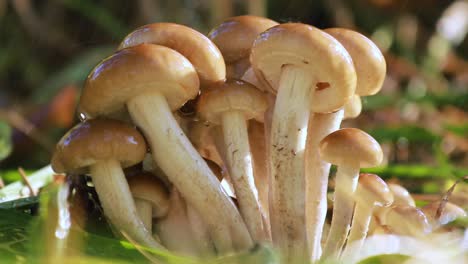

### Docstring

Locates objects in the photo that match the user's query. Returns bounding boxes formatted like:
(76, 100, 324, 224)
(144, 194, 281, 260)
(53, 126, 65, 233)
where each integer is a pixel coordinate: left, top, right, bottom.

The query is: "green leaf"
(369, 125, 440, 143)
(0, 121, 12, 161)
(357, 254, 409, 264)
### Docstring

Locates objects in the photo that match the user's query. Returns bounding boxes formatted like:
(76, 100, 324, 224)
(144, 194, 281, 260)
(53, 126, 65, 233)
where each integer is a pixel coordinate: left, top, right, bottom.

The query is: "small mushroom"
(345, 173, 393, 255)
(198, 80, 268, 242)
(305, 28, 385, 260)
(79, 44, 251, 253)
(251, 23, 356, 262)
(370, 183, 415, 235)
(127, 172, 170, 232)
(388, 183, 416, 206)
(208, 15, 278, 79)
(51, 119, 164, 250)
(319, 128, 383, 258)
(379, 205, 432, 237)
(421, 201, 466, 229)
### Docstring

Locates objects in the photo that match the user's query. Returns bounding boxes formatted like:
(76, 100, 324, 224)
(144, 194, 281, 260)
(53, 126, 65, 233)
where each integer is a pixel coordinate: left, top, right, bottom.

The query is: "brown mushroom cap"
(250, 23, 356, 113)
(127, 173, 170, 218)
(324, 28, 386, 96)
(319, 128, 383, 168)
(119, 23, 225, 86)
(208, 15, 278, 64)
(382, 205, 431, 236)
(387, 183, 416, 206)
(343, 94, 362, 120)
(355, 173, 393, 207)
(197, 80, 268, 124)
(421, 201, 466, 226)
(51, 119, 147, 174)
(79, 44, 199, 118)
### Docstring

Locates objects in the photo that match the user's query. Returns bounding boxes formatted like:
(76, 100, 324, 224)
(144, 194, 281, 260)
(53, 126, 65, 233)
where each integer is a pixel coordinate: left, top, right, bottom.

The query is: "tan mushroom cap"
(356, 173, 393, 207)
(382, 205, 432, 236)
(250, 23, 356, 113)
(324, 28, 386, 96)
(197, 80, 268, 124)
(119, 23, 225, 86)
(208, 15, 278, 64)
(387, 183, 416, 206)
(319, 128, 383, 168)
(79, 44, 199, 118)
(343, 94, 362, 120)
(187, 121, 223, 166)
(421, 201, 466, 226)
(51, 119, 147, 174)
(127, 173, 170, 218)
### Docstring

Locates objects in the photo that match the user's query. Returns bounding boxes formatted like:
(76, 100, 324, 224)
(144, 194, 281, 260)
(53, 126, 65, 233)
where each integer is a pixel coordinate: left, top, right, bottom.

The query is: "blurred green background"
(0, 0, 467, 198)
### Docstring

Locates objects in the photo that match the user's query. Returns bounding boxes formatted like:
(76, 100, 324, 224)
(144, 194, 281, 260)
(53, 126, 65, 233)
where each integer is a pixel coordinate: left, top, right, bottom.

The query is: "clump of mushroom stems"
(48, 17, 468, 264)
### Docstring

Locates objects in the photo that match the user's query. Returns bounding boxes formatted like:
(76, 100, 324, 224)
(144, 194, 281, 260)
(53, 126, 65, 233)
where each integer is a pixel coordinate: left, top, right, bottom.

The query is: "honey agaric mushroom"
(119, 22, 225, 87)
(208, 15, 278, 79)
(127, 172, 169, 232)
(306, 28, 385, 260)
(380, 205, 432, 237)
(388, 183, 416, 206)
(421, 201, 466, 229)
(250, 23, 356, 262)
(345, 173, 393, 255)
(198, 80, 268, 242)
(51, 119, 164, 250)
(319, 128, 383, 258)
(79, 44, 252, 253)
(370, 183, 416, 234)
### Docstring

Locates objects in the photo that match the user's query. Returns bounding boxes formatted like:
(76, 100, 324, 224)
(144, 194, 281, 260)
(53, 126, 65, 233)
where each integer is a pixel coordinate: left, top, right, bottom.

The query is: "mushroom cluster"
(50, 16, 466, 263)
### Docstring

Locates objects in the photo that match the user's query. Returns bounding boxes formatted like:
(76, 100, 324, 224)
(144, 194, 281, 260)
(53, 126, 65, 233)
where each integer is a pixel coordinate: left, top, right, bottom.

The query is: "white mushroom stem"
(90, 159, 165, 251)
(221, 110, 265, 242)
(186, 205, 216, 257)
(155, 190, 199, 256)
(270, 65, 313, 262)
(322, 163, 360, 258)
(127, 93, 253, 252)
(248, 120, 272, 241)
(305, 109, 344, 261)
(346, 202, 373, 257)
(134, 198, 153, 232)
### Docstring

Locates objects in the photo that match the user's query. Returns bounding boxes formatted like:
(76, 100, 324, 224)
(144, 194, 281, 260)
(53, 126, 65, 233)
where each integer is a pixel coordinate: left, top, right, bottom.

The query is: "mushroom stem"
(322, 163, 359, 258)
(155, 190, 199, 256)
(248, 120, 272, 241)
(127, 93, 253, 252)
(186, 205, 216, 257)
(270, 65, 313, 262)
(134, 198, 153, 232)
(90, 159, 165, 250)
(221, 110, 265, 242)
(305, 109, 344, 261)
(346, 202, 372, 252)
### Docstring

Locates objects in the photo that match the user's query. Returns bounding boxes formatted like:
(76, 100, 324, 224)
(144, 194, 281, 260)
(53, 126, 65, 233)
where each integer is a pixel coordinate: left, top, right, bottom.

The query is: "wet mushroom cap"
(355, 173, 393, 207)
(383, 205, 432, 235)
(250, 23, 356, 113)
(208, 15, 278, 63)
(128, 173, 170, 218)
(387, 183, 416, 206)
(324, 28, 386, 96)
(421, 201, 466, 226)
(51, 119, 147, 174)
(197, 80, 268, 124)
(79, 44, 199, 117)
(119, 23, 225, 86)
(319, 128, 383, 168)
(343, 94, 362, 120)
